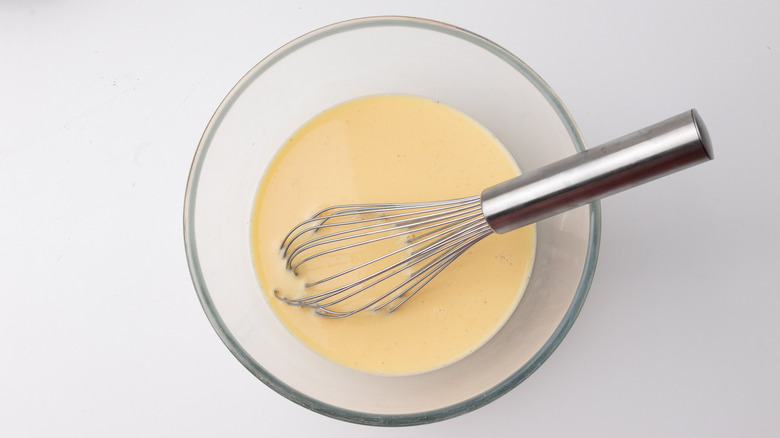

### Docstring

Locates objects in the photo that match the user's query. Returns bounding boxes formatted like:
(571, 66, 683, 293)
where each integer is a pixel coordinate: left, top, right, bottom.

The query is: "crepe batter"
(251, 94, 535, 375)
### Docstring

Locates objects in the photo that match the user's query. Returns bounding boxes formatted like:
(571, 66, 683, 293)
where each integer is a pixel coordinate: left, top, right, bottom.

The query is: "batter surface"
(251, 95, 535, 375)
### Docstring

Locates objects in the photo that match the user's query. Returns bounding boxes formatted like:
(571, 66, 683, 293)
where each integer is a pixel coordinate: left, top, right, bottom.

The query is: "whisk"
(276, 110, 713, 318)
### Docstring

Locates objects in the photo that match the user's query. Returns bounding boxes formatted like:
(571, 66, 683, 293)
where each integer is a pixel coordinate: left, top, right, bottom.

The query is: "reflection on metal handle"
(481, 109, 714, 234)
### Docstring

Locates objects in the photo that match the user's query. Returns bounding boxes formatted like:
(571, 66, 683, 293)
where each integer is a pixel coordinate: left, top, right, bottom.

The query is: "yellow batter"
(251, 95, 535, 375)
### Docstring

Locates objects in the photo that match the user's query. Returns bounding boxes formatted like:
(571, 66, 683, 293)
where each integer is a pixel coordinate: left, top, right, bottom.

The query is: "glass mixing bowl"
(184, 16, 600, 426)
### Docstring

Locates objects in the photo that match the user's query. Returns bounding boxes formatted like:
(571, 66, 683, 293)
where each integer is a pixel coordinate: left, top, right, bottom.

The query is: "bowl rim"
(183, 15, 601, 427)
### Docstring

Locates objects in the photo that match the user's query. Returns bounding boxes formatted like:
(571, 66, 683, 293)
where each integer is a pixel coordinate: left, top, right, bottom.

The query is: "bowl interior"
(185, 17, 599, 425)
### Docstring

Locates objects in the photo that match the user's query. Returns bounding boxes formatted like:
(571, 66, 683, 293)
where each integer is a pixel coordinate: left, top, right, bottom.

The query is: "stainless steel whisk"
(276, 110, 713, 318)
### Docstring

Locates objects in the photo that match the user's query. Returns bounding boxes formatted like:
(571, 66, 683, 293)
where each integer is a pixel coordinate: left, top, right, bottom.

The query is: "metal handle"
(481, 109, 714, 234)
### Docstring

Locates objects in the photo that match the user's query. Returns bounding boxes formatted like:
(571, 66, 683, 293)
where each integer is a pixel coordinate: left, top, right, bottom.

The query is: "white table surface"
(2, 1, 778, 436)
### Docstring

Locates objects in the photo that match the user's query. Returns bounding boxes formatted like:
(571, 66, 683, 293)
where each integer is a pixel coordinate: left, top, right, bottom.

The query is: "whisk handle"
(481, 109, 714, 234)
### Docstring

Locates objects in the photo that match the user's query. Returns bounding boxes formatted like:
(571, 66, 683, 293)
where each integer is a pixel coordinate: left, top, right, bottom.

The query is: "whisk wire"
(385, 236, 483, 313)
(276, 217, 492, 318)
(280, 197, 482, 257)
(274, 196, 493, 317)
(282, 199, 481, 260)
(287, 214, 486, 303)
(287, 206, 484, 282)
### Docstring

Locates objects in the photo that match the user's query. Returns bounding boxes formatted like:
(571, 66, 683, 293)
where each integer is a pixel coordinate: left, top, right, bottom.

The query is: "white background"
(2, 0, 778, 436)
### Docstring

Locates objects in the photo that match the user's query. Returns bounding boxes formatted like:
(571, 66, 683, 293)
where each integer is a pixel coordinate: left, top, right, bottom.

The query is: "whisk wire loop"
(281, 198, 482, 261)
(286, 203, 484, 280)
(275, 196, 493, 317)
